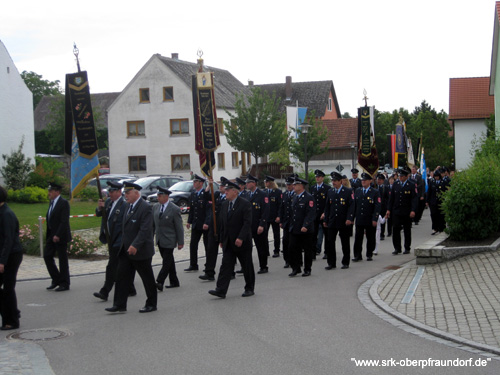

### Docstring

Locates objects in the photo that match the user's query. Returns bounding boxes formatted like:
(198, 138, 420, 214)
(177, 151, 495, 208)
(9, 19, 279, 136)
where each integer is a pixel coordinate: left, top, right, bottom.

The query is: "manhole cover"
(384, 265, 402, 270)
(6, 328, 73, 342)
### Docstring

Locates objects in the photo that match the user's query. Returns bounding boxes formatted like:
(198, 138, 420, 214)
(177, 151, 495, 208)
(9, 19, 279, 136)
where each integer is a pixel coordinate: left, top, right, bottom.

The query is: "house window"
(328, 97, 332, 112)
(217, 118, 224, 135)
(217, 153, 225, 169)
(171, 154, 191, 171)
(170, 119, 189, 135)
(129, 156, 147, 172)
(139, 88, 150, 103)
(163, 87, 174, 101)
(232, 152, 239, 168)
(127, 121, 145, 137)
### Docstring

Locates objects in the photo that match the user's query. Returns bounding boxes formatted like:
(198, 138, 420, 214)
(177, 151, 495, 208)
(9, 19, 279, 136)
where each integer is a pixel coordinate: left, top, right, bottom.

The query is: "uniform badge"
(309, 201, 314, 207)
(265, 197, 269, 203)
(378, 197, 381, 203)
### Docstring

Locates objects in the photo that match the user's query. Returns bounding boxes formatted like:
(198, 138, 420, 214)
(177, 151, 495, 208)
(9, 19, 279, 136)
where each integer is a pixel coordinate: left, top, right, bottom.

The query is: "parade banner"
(420, 147, 428, 193)
(357, 106, 379, 176)
(395, 122, 406, 154)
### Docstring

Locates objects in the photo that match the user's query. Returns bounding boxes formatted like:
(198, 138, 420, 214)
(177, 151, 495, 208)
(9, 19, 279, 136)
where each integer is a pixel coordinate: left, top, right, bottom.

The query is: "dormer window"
(139, 88, 150, 103)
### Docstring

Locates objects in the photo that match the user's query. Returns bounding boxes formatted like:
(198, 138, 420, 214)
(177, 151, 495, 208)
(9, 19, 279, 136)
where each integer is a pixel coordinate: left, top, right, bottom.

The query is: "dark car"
(147, 180, 219, 213)
(134, 175, 184, 199)
(87, 174, 137, 189)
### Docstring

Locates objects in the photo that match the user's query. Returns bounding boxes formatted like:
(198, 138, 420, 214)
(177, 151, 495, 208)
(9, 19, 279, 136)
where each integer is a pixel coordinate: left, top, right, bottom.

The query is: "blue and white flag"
(420, 147, 428, 193)
(286, 105, 307, 138)
(70, 124, 99, 199)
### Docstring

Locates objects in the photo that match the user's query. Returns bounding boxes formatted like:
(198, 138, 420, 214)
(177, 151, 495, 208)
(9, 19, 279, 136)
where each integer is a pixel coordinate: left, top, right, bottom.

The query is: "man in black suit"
(44, 182, 71, 292)
(349, 168, 362, 191)
(93, 181, 136, 301)
(276, 174, 297, 268)
(209, 180, 255, 298)
(105, 182, 157, 313)
(376, 174, 389, 240)
(264, 176, 282, 258)
(409, 165, 425, 225)
(310, 169, 331, 258)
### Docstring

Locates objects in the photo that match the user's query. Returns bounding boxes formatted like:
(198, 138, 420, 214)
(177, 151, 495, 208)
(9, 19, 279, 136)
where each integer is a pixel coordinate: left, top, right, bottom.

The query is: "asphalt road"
(10, 215, 500, 375)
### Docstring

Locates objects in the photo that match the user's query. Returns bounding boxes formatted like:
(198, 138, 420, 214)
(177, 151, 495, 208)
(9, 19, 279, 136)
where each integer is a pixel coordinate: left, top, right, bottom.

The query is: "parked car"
(134, 175, 184, 200)
(147, 180, 219, 213)
(87, 174, 137, 189)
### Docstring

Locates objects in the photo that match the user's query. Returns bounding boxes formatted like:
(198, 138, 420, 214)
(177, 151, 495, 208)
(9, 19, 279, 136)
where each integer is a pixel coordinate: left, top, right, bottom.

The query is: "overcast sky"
(1, 0, 497, 116)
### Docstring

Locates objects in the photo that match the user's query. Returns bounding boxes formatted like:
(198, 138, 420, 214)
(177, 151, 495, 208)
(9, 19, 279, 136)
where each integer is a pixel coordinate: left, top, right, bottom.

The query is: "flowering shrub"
(19, 224, 41, 256)
(68, 234, 100, 258)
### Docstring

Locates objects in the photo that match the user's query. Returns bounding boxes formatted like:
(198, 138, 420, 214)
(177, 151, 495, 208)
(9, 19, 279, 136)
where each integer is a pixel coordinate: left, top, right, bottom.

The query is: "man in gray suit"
(153, 187, 184, 291)
(105, 182, 157, 314)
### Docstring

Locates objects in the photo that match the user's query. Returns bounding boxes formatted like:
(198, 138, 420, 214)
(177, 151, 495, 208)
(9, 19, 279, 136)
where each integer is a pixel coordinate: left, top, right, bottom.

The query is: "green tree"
(342, 112, 352, 119)
(1, 137, 34, 190)
(21, 71, 63, 110)
(225, 87, 287, 178)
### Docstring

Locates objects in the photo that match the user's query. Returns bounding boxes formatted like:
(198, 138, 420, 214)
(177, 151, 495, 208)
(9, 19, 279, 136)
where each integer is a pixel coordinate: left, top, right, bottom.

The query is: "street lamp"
(301, 123, 313, 179)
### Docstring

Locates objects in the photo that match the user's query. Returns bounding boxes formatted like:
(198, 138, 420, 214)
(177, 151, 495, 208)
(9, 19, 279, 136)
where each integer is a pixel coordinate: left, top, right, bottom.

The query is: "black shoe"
(288, 270, 301, 277)
(284, 263, 290, 268)
(156, 282, 163, 292)
(414, 221, 419, 225)
(387, 233, 392, 237)
(184, 266, 199, 272)
(235, 269, 244, 274)
(139, 306, 157, 313)
(231, 274, 236, 280)
(105, 306, 126, 313)
(367, 257, 373, 261)
(380, 235, 385, 240)
(392, 250, 402, 255)
(272, 253, 280, 258)
(129, 290, 137, 296)
(325, 265, 336, 270)
(0, 325, 19, 331)
(302, 271, 311, 277)
(242, 290, 255, 297)
(341, 265, 349, 269)
(322, 254, 327, 259)
(403, 250, 410, 254)
(93, 292, 108, 301)
(257, 268, 268, 274)
(55, 286, 69, 292)
(431, 231, 438, 235)
(46, 284, 58, 290)
(165, 284, 180, 289)
(316, 250, 321, 255)
(199, 274, 215, 281)
(352, 257, 361, 262)
(208, 289, 226, 299)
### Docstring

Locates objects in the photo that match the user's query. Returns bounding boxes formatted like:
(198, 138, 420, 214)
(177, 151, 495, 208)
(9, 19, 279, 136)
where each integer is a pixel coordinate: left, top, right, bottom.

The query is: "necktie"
(364, 189, 367, 195)
(48, 200, 54, 217)
(159, 204, 164, 218)
(228, 201, 233, 213)
(128, 204, 133, 216)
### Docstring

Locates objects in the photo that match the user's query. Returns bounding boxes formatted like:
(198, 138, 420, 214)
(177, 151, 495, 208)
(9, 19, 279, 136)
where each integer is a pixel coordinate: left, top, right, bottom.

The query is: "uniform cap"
(107, 181, 123, 191)
(157, 186, 172, 195)
(314, 169, 325, 177)
(330, 171, 343, 181)
(123, 181, 142, 191)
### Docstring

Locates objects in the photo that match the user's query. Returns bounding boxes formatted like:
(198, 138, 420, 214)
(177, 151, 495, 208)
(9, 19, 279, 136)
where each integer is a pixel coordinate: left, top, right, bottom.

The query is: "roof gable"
(449, 77, 494, 120)
(321, 118, 358, 148)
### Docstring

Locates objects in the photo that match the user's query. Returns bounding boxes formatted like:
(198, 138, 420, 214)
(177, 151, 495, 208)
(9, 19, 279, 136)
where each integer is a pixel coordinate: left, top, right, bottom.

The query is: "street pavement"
(2, 210, 500, 374)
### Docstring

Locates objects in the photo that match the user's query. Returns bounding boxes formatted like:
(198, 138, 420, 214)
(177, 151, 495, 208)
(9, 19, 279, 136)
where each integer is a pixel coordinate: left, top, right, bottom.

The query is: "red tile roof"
(321, 118, 358, 148)
(449, 77, 494, 120)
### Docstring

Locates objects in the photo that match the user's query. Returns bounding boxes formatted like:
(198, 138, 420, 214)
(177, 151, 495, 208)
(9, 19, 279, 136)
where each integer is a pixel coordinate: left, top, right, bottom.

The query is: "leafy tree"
(1, 137, 34, 190)
(21, 71, 63, 110)
(342, 112, 352, 119)
(26, 156, 65, 189)
(225, 87, 287, 178)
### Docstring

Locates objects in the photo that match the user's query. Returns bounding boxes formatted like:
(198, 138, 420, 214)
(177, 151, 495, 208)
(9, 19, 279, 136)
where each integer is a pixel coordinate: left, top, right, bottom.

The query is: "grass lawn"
(9, 200, 101, 230)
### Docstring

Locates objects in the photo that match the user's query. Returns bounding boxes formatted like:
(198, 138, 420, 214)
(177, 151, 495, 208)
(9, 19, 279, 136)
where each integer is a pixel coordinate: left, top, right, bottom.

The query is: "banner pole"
(207, 152, 217, 236)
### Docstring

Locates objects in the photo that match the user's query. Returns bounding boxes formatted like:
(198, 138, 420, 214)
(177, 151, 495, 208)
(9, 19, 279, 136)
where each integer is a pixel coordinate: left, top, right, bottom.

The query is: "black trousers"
(113, 253, 157, 309)
(289, 232, 315, 272)
(314, 219, 330, 254)
(353, 224, 377, 259)
(100, 245, 136, 297)
(216, 245, 255, 295)
(392, 214, 412, 252)
(327, 226, 351, 266)
(414, 198, 425, 223)
(204, 227, 219, 277)
(189, 228, 208, 268)
(0, 252, 22, 328)
(267, 221, 281, 253)
(252, 228, 269, 269)
(282, 228, 291, 264)
(44, 241, 70, 287)
(156, 247, 180, 286)
(430, 205, 446, 232)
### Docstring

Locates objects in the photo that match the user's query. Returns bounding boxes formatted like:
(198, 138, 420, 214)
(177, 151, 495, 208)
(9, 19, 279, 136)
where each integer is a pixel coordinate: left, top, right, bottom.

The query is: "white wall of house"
(0, 41, 35, 186)
(108, 56, 243, 181)
(454, 119, 487, 170)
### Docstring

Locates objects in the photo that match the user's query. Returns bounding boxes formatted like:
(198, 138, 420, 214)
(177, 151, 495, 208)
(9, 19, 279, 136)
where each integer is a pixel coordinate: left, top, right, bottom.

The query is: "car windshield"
(170, 181, 194, 192)
(134, 177, 158, 188)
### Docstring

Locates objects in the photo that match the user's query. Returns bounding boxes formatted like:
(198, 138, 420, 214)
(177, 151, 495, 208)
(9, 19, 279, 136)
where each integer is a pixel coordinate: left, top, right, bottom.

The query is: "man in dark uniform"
(44, 182, 71, 292)
(106, 182, 157, 313)
(276, 174, 296, 268)
(185, 174, 209, 272)
(208, 181, 255, 299)
(94, 181, 136, 301)
(426, 170, 448, 234)
(310, 169, 331, 258)
(246, 174, 270, 274)
(264, 175, 282, 258)
(352, 173, 381, 261)
(200, 177, 227, 281)
(409, 165, 425, 225)
(376, 174, 389, 240)
(236, 177, 249, 200)
(349, 168, 362, 191)
(386, 167, 419, 255)
(288, 177, 316, 277)
(323, 171, 354, 269)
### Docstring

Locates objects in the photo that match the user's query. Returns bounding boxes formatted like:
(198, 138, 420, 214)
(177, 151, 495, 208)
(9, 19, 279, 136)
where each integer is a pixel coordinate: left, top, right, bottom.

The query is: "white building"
(0, 40, 35, 185)
(108, 54, 251, 181)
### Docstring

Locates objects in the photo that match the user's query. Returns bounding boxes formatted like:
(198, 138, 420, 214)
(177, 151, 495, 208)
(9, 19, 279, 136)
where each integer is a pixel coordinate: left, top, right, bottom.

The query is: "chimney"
(171, 53, 179, 60)
(285, 76, 292, 100)
(248, 80, 254, 87)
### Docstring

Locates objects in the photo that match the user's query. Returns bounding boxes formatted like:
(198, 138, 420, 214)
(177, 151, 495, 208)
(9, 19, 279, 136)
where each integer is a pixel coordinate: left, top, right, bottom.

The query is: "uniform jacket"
(324, 186, 355, 229)
(353, 187, 381, 226)
(278, 190, 295, 230)
(206, 190, 226, 231)
(376, 184, 389, 216)
(387, 180, 419, 217)
(248, 188, 270, 232)
(0, 203, 23, 264)
(409, 173, 425, 198)
(219, 197, 252, 252)
(96, 196, 126, 248)
(120, 197, 155, 260)
(46, 196, 71, 244)
(265, 188, 282, 221)
(426, 179, 448, 207)
(289, 191, 316, 234)
(310, 183, 331, 221)
(152, 201, 184, 249)
(187, 189, 210, 230)
(350, 178, 362, 191)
